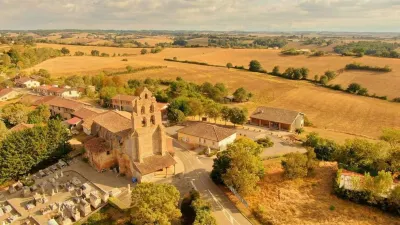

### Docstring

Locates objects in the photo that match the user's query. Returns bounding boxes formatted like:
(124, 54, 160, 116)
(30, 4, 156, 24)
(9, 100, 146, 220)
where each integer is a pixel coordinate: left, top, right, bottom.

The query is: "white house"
(14, 77, 40, 89)
(0, 88, 19, 101)
(177, 122, 237, 150)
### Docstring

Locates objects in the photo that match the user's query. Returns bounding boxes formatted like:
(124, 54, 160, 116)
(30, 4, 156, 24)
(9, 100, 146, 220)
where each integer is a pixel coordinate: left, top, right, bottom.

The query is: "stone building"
(84, 88, 176, 182)
(250, 106, 304, 132)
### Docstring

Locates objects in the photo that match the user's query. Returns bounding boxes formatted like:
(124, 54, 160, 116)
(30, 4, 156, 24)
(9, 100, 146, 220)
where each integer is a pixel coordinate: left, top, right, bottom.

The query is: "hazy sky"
(1, 0, 400, 32)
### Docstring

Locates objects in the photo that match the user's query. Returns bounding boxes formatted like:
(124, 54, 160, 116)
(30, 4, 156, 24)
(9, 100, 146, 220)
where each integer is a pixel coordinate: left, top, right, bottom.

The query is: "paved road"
(173, 140, 252, 225)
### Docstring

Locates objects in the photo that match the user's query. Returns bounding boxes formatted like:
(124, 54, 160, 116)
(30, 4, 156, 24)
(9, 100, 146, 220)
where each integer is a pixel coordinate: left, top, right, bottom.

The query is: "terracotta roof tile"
(178, 122, 236, 142)
(250, 106, 303, 124)
(84, 137, 111, 154)
(46, 96, 86, 111)
(15, 77, 34, 84)
(0, 88, 14, 97)
(10, 123, 34, 132)
(133, 154, 176, 175)
(73, 107, 107, 119)
(92, 110, 131, 135)
(111, 94, 137, 102)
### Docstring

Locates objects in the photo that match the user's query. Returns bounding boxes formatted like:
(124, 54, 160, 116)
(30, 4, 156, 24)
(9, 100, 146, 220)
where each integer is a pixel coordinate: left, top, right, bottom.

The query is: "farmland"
(226, 159, 400, 225)
(23, 44, 400, 139)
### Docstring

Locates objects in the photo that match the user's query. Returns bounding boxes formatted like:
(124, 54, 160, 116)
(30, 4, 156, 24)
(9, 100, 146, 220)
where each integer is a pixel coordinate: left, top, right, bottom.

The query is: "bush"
(141, 48, 147, 55)
(392, 97, 400, 103)
(345, 63, 392, 72)
(249, 60, 263, 72)
(281, 152, 308, 179)
(304, 116, 313, 127)
(256, 137, 274, 148)
(226, 62, 233, 68)
(252, 205, 274, 225)
(122, 58, 128, 61)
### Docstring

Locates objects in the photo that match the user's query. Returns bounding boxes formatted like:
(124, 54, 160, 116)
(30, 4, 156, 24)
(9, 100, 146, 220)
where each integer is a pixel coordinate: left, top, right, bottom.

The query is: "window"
(150, 104, 155, 113)
(141, 106, 145, 114)
(142, 117, 147, 127)
(150, 115, 155, 125)
(106, 151, 110, 155)
(145, 93, 148, 99)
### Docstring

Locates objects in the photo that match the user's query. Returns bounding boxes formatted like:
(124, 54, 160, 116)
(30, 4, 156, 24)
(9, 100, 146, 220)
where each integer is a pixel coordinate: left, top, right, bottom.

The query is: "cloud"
(0, 0, 399, 31)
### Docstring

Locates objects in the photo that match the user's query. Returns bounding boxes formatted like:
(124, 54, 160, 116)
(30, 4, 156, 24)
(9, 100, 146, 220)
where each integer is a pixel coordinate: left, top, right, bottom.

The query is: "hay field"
(27, 46, 400, 138)
(35, 43, 143, 55)
(134, 36, 173, 45)
(187, 38, 209, 46)
(330, 70, 400, 99)
(227, 159, 400, 225)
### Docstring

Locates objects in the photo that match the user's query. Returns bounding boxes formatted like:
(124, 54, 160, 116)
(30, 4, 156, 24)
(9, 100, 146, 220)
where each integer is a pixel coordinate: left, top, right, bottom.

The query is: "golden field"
(24, 45, 400, 139)
(225, 159, 400, 225)
(36, 43, 143, 55)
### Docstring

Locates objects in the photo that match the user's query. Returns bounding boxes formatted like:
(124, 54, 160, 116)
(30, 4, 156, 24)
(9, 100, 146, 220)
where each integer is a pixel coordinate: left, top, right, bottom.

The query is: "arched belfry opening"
(150, 104, 155, 113)
(142, 117, 147, 127)
(141, 106, 145, 114)
(150, 115, 156, 125)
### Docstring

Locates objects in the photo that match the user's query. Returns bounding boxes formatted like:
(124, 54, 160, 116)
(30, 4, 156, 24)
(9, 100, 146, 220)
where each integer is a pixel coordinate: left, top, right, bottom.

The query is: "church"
(84, 88, 176, 182)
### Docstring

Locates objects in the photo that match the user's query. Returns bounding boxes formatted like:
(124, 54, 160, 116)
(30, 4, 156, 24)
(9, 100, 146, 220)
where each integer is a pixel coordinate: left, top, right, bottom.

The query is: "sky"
(1, 0, 400, 32)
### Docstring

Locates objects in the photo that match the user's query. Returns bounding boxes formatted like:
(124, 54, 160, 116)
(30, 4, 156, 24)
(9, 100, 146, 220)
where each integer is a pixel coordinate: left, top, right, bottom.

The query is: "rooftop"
(10, 123, 34, 132)
(46, 96, 86, 111)
(73, 107, 107, 119)
(133, 154, 176, 175)
(0, 88, 14, 97)
(92, 110, 132, 135)
(111, 94, 137, 102)
(84, 137, 111, 154)
(65, 117, 82, 125)
(15, 77, 35, 84)
(177, 122, 236, 142)
(48, 87, 66, 93)
(250, 106, 302, 124)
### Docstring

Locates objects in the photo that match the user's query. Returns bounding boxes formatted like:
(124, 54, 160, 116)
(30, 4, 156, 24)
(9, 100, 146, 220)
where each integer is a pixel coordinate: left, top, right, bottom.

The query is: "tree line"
(334, 41, 400, 58)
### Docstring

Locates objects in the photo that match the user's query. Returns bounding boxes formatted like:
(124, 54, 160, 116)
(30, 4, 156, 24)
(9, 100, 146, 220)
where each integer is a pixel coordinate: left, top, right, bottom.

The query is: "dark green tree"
(249, 60, 262, 72)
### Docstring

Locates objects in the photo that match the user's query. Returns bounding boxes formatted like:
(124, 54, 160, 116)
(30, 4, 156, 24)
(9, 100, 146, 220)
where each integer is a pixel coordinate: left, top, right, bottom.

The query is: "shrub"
(304, 116, 313, 127)
(329, 205, 335, 211)
(249, 60, 263, 72)
(281, 152, 308, 179)
(392, 97, 400, 103)
(252, 205, 274, 225)
(346, 83, 362, 94)
(295, 128, 304, 135)
(121, 58, 128, 61)
(345, 63, 392, 72)
(226, 62, 233, 69)
(140, 48, 147, 55)
(332, 84, 343, 90)
(256, 137, 274, 148)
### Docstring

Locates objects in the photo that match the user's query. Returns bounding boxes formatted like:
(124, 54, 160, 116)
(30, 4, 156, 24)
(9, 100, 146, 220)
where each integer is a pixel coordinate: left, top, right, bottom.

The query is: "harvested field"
(225, 159, 400, 225)
(187, 37, 209, 46)
(330, 70, 400, 99)
(35, 43, 143, 55)
(26, 46, 400, 139)
(134, 36, 173, 46)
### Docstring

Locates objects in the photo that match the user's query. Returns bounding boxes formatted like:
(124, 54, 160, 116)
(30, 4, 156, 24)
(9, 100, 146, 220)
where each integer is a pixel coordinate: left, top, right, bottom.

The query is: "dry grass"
(36, 43, 143, 55)
(226, 159, 400, 225)
(134, 35, 173, 46)
(187, 37, 209, 46)
(25, 46, 400, 139)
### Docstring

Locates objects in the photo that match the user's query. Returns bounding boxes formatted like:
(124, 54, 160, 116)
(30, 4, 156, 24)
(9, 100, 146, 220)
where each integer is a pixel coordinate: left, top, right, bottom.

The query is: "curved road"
(173, 140, 252, 225)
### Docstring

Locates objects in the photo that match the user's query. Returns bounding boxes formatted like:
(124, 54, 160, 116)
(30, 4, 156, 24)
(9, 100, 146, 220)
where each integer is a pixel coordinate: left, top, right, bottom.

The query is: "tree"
(205, 103, 221, 123)
(295, 128, 304, 135)
(389, 186, 400, 206)
(220, 106, 231, 125)
(226, 62, 233, 69)
(91, 50, 100, 56)
(347, 83, 361, 94)
(233, 87, 249, 102)
(61, 47, 70, 56)
(37, 69, 51, 78)
(219, 138, 264, 196)
(64, 75, 84, 87)
(141, 48, 147, 55)
(167, 109, 186, 124)
(249, 60, 262, 72)
(272, 66, 280, 76)
(380, 128, 400, 148)
(190, 191, 217, 225)
(74, 51, 84, 56)
(364, 171, 393, 197)
(281, 152, 308, 179)
(0, 120, 8, 141)
(188, 98, 204, 120)
(1, 54, 11, 66)
(1, 103, 30, 125)
(319, 75, 328, 85)
(28, 104, 50, 124)
(324, 70, 336, 80)
(130, 183, 181, 225)
(229, 107, 247, 127)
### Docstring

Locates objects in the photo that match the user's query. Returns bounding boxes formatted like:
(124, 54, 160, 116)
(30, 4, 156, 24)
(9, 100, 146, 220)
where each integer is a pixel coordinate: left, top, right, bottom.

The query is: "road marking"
(207, 190, 240, 225)
(190, 180, 198, 191)
(196, 156, 204, 164)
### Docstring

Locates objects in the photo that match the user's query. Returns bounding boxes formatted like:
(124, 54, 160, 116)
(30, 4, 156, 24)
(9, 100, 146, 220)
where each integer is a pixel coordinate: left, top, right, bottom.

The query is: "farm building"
(177, 123, 236, 150)
(250, 106, 304, 132)
(0, 88, 19, 101)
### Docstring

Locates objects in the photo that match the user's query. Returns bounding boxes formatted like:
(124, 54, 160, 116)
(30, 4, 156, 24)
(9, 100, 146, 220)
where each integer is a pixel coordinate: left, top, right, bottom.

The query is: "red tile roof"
(84, 137, 111, 154)
(46, 96, 86, 110)
(250, 106, 302, 125)
(0, 88, 14, 97)
(111, 94, 137, 102)
(14, 77, 34, 84)
(133, 154, 176, 175)
(178, 123, 236, 142)
(65, 117, 82, 125)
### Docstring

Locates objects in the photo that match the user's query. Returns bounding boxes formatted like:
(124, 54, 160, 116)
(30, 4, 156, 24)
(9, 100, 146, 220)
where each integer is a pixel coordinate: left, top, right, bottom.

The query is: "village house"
(45, 97, 88, 120)
(111, 94, 137, 112)
(14, 77, 40, 88)
(36, 85, 81, 98)
(249, 106, 304, 132)
(84, 88, 176, 182)
(0, 88, 19, 101)
(177, 123, 237, 150)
